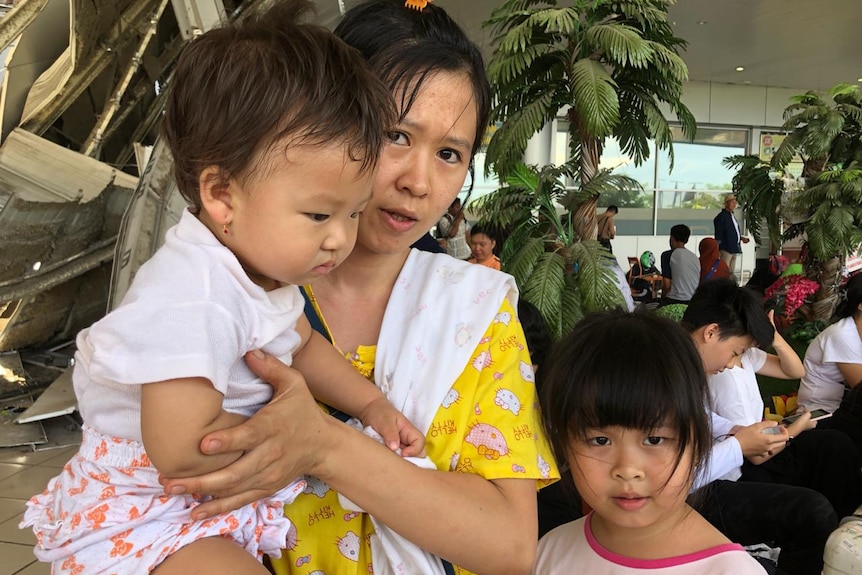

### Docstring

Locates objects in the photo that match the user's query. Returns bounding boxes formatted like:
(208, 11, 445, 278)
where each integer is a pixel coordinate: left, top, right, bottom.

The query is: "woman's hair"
(681, 278, 775, 349)
(517, 299, 552, 387)
(540, 310, 712, 488)
(335, 0, 491, 171)
(162, 0, 394, 212)
(837, 273, 862, 318)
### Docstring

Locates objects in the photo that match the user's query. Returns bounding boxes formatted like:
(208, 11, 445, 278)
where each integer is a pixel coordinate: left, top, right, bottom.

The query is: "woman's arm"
(838, 362, 862, 388)
(756, 311, 806, 380)
(163, 351, 540, 575)
(142, 377, 247, 478)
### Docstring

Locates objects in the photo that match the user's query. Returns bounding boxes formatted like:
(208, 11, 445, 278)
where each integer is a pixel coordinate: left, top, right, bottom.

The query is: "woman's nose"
(397, 152, 431, 197)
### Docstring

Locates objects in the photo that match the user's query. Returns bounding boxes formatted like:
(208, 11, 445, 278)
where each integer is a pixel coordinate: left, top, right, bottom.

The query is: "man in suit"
(713, 193, 750, 273)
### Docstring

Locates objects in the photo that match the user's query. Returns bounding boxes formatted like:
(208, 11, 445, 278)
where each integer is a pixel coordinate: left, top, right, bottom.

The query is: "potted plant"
(725, 83, 862, 321)
(477, 0, 695, 334)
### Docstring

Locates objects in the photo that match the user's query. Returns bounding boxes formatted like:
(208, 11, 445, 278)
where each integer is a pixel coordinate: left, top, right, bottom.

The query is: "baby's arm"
(142, 377, 247, 478)
(291, 315, 425, 456)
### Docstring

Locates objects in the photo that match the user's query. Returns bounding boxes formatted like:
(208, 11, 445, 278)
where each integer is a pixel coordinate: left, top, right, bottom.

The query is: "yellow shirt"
(270, 295, 558, 575)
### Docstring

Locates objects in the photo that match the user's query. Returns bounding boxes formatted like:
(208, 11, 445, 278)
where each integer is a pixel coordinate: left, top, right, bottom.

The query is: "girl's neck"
(590, 505, 704, 559)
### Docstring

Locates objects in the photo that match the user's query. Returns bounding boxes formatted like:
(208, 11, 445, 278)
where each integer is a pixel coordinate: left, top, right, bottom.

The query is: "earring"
(223, 218, 230, 235)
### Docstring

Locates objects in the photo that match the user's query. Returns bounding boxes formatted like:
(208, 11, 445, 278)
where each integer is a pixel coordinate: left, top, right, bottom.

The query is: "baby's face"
(225, 142, 373, 289)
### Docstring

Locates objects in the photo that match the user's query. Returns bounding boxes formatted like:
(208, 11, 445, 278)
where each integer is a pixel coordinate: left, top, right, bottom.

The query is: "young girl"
(534, 310, 766, 574)
(20, 3, 423, 574)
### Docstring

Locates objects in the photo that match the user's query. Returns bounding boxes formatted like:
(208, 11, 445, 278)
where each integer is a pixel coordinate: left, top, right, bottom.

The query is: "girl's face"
(568, 424, 693, 537)
(355, 71, 478, 256)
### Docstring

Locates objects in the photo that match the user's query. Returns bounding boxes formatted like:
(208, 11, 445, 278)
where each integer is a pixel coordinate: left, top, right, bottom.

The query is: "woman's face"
(356, 71, 478, 255)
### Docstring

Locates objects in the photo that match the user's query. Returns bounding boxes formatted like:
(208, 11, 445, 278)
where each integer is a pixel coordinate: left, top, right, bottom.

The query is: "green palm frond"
(723, 154, 784, 247)
(569, 240, 624, 313)
(570, 59, 620, 139)
(522, 251, 567, 329)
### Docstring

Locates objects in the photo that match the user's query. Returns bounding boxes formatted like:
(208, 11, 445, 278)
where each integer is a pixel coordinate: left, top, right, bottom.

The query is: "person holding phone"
(798, 273, 862, 454)
(706, 301, 862, 521)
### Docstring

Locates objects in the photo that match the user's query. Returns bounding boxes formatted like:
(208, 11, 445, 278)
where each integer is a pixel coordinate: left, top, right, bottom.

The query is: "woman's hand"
(160, 350, 338, 520)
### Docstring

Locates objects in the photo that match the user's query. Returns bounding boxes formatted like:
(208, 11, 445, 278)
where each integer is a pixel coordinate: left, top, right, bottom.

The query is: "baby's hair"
(161, 0, 395, 213)
(681, 279, 775, 349)
(540, 310, 711, 488)
(836, 273, 862, 319)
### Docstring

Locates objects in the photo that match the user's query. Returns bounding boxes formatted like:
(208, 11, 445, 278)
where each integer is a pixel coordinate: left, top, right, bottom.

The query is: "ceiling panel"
(317, 0, 862, 93)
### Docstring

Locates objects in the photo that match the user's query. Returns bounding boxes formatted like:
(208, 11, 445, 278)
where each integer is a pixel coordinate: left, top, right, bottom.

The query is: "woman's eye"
(439, 148, 462, 164)
(306, 213, 329, 222)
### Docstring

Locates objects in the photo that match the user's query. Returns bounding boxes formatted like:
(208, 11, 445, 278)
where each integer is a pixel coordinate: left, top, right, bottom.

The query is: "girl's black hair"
(837, 273, 862, 319)
(540, 310, 712, 489)
(334, 0, 492, 168)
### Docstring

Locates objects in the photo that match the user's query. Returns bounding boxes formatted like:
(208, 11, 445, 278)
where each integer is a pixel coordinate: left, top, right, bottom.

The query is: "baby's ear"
(198, 166, 235, 223)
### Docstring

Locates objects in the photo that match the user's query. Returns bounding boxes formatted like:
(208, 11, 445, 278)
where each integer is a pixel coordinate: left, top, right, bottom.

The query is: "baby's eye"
(306, 213, 329, 222)
(350, 211, 363, 219)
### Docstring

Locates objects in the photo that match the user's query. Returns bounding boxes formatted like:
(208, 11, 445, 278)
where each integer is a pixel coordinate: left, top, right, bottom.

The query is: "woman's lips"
(379, 208, 418, 233)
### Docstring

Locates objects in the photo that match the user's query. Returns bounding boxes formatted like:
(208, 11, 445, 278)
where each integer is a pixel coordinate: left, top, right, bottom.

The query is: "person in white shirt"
(798, 273, 862, 455)
(708, 309, 862, 521)
(683, 279, 840, 575)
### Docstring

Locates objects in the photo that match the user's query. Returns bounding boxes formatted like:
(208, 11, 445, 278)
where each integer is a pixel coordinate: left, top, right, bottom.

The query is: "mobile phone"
(781, 409, 832, 425)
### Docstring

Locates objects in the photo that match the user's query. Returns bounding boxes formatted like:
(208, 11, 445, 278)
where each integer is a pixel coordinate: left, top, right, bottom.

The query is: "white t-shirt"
(708, 348, 768, 426)
(74, 209, 304, 442)
(798, 317, 862, 412)
(667, 248, 700, 302)
(533, 514, 766, 574)
(437, 213, 471, 260)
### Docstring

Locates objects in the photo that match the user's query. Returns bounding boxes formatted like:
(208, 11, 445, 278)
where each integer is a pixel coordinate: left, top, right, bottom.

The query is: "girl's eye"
(438, 148, 462, 164)
(306, 213, 329, 222)
(588, 436, 610, 446)
(645, 436, 665, 446)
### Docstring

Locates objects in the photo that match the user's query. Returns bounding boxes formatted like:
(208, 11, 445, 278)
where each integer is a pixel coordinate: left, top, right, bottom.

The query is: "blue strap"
(300, 288, 352, 423)
(704, 259, 720, 281)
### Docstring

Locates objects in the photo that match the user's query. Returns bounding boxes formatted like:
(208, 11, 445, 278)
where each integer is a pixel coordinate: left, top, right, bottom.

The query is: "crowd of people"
(18, 1, 862, 574)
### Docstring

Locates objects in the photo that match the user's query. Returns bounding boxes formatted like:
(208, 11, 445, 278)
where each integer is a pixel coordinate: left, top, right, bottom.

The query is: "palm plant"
(725, 84, 862, 321)
(483, 0, 695, 241)
(471, 162, 633, 338)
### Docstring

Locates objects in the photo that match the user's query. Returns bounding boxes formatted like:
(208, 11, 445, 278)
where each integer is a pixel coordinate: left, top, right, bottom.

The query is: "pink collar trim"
(584, 512, 745, 568)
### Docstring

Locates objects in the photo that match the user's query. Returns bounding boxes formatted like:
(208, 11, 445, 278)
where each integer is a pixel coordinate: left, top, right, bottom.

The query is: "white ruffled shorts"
(20, 426, 305, 574)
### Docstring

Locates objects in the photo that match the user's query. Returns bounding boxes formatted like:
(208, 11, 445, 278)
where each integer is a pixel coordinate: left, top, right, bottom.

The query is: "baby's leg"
(151, 536, 270, 575)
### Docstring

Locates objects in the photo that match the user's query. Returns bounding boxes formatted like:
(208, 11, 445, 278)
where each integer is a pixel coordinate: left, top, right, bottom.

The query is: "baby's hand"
(359, 397, 426, 458)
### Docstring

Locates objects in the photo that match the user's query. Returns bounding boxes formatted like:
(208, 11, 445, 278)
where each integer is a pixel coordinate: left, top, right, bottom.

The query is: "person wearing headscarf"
(699, 237, 732, 284)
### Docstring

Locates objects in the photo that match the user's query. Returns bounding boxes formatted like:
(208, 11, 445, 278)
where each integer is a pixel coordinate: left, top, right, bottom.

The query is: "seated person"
(467, 223, 501, 270)
(699, 237, 732, 284)
(708, 306, 862, 520)
(626, 250, 660, 302)
(798, 273, 862, 454)
(661, 224, 700, 305)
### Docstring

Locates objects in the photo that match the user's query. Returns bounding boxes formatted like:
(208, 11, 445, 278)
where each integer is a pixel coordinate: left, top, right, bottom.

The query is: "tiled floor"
(0, 445, 79, 575)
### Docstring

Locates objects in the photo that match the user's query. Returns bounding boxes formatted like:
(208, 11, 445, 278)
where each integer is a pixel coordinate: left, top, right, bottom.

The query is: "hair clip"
(405, 0, 432, 11)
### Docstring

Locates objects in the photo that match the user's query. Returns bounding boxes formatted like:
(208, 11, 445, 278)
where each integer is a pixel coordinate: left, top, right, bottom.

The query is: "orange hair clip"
(404, 0, 432, 11)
